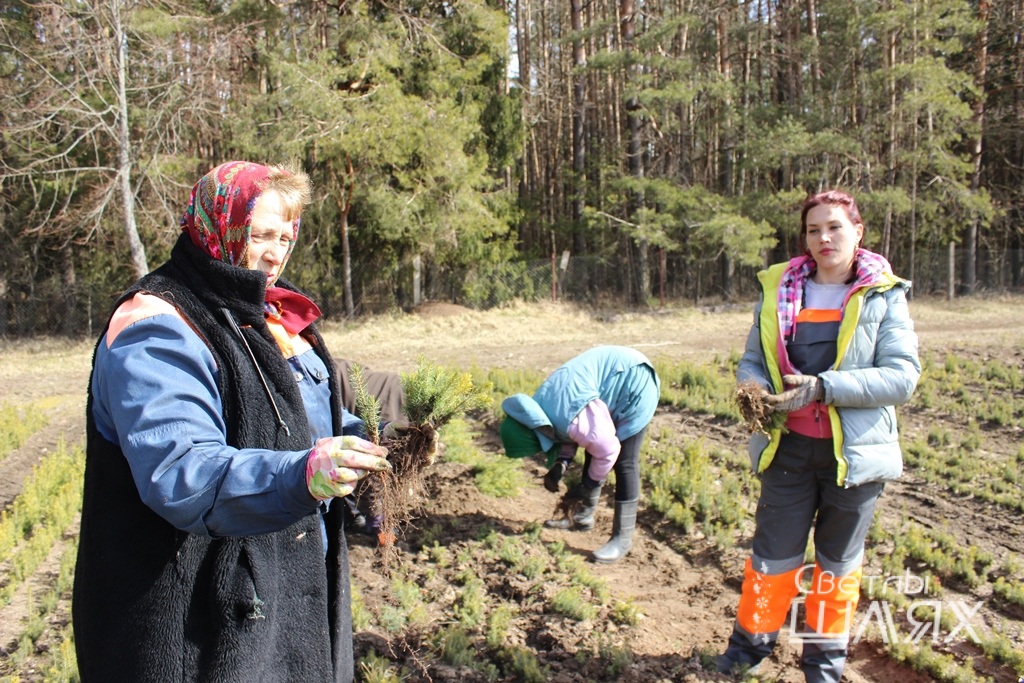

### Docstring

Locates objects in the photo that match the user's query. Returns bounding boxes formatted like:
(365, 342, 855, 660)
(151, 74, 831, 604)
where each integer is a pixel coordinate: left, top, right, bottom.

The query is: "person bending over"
(500, 345, 660, 564)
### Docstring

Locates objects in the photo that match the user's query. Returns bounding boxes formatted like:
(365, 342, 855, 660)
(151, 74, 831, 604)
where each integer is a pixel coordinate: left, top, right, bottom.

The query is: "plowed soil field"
(1, 296, 1022, 682)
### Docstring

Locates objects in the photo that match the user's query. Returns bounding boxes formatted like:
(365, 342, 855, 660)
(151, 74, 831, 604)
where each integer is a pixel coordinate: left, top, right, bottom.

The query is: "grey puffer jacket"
(739, 263, 921, 487)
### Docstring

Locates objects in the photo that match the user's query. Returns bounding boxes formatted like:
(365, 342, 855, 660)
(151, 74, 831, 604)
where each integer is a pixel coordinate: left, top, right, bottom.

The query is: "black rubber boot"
(545, 485, 601, 530)
(592, 499, 638, 563)
(801, 640, 847, 683)
(714, 624, 776, 675)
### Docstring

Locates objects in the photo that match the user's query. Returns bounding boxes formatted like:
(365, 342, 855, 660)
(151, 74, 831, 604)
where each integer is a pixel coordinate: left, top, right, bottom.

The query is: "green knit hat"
(500, 417, 541, 459)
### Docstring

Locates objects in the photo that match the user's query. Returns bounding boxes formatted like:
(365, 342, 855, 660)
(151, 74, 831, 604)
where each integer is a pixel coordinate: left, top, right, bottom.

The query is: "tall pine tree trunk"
(963, 0, 990, 294)
(330, 159, 356, 318)
(340, 210, 354, 317)
(60, 243, 77, 337)
(113, 0, 148, 278)
(516, 0, 532, 246)
(882, 11, 898, 261)
(718, 6, 736, 299)
(805, 0, 821, 91)
(621, 0, 647, 304)
(571, 0, 588, 292)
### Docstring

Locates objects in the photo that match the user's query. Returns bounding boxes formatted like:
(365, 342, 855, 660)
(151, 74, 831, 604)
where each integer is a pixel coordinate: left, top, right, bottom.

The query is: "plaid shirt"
(776, 249, 893, 354)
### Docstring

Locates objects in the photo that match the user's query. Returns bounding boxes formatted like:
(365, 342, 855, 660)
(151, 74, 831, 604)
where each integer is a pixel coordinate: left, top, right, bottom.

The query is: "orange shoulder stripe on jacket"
(107, 293, 184, 348)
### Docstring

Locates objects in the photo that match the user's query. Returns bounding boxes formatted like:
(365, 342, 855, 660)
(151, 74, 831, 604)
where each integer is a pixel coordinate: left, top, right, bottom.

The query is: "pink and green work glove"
(381, 420, 440, 465)
(306, 436, 391, 501)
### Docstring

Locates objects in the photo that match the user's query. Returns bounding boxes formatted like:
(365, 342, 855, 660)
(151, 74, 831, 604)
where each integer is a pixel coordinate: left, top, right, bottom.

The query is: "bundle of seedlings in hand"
(350, 359, 492, 569)
(346, 364, 392, 553)
(735, 380, 787, 435)
(403, 358, 493, 429)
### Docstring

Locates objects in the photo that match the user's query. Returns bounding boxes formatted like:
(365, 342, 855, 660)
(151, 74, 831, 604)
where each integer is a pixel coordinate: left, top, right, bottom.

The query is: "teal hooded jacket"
(502, 345, 660, 454)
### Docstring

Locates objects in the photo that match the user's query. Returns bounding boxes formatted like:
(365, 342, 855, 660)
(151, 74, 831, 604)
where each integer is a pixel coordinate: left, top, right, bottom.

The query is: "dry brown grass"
(318, 300, 755, 374)
(1, 294, 1022, 405)
(907, 294, 1024, 349)
(0, 339, 93, 376)
(0, 339, 93, 405)
(326, 294, 1024, 373)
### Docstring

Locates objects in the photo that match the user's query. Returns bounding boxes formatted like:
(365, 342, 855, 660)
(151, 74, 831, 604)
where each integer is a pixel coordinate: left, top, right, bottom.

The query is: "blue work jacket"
(502, 345, 660, 453)
(91, 312, 363, 538)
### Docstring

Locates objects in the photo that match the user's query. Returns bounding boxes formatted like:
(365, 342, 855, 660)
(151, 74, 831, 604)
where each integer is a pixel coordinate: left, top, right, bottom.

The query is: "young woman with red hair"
(716, 190, 921, 682)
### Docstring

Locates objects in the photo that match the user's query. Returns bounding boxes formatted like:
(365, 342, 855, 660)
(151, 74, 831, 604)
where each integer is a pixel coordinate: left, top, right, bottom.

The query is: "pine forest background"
(2, 0, 1023, 337)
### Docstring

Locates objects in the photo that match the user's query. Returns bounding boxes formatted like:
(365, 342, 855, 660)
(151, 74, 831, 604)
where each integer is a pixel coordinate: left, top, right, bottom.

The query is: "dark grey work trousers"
(753, 432, 884, 578)
(582, 426, 647, 502)
(726, 431, 885, 683)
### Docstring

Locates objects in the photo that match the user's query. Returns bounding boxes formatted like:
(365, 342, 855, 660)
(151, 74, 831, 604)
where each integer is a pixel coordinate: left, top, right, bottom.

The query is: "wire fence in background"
(3, 248, 1022, 340)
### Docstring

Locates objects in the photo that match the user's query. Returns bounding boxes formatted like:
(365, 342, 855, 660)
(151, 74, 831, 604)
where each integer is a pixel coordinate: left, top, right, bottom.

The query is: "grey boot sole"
(592, 537, 632, 563)
(544, 517, 595, 531)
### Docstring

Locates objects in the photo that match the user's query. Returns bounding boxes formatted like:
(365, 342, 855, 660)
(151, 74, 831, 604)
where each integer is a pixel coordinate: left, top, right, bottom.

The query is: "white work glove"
(306, 436, 391, 501)
(764, 374, 825, 414)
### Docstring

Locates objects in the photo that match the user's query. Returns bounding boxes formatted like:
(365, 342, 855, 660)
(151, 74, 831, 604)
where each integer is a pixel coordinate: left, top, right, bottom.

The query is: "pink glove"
(306, 436, 391, 501)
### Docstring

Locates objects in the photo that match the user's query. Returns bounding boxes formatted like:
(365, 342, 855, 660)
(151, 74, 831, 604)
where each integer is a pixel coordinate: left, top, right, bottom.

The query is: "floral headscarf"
(180, 161, 298, 277)
(181, 161, 319, 334)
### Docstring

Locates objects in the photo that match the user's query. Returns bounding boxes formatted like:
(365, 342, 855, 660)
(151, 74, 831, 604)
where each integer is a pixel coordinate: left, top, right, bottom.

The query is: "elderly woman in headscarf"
(73, 161, 391, 683)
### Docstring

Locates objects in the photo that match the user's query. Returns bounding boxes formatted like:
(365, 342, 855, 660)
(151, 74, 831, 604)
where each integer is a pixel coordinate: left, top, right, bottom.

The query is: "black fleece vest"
(73, 234, 355, 683)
